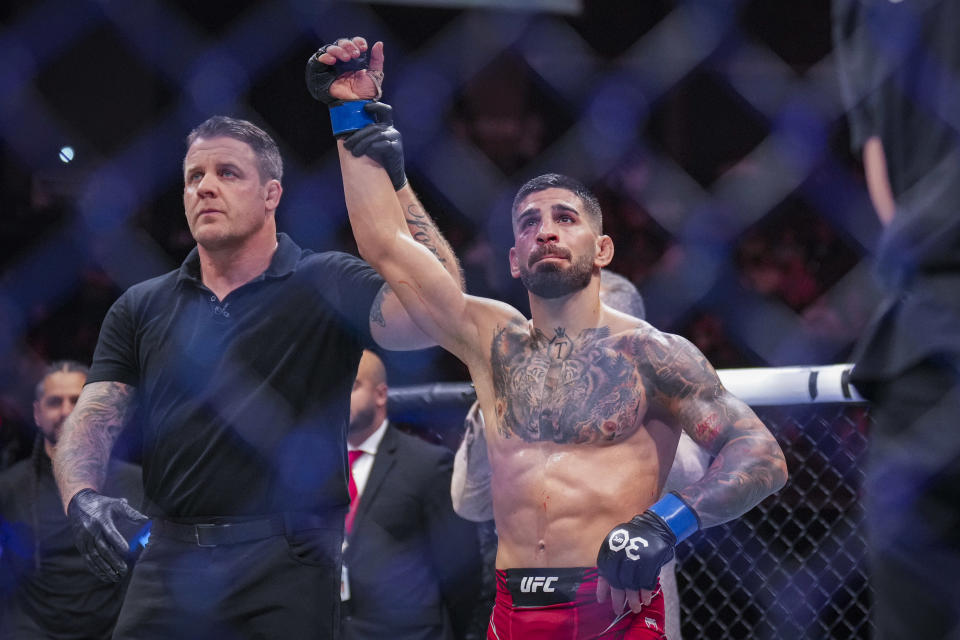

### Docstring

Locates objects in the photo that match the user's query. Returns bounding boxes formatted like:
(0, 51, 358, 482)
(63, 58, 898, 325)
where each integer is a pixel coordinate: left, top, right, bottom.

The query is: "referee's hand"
(67, 488, 148, 582)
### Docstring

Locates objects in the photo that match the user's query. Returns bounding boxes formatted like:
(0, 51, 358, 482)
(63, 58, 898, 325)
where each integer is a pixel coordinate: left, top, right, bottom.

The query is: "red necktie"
(345, 450, 364, 534)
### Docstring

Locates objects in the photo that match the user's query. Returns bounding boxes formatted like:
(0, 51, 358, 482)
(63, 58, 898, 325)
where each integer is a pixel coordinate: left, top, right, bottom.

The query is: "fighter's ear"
(509, 246, 521, 279)
(595, 235, 614, 268)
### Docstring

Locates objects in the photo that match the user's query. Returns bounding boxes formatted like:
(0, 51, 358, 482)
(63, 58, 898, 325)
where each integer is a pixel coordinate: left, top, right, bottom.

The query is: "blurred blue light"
(187, 52, 250, 114)
(583, 78, 646, 164)
(79, 169, 138, 233)
(0, 39, 37, 108)
(59, 145, 74, 163)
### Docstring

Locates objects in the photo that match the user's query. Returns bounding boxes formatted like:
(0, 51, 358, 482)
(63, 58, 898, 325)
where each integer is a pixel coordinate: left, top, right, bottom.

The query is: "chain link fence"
(676, 404, 872, 640)
(1, 1, 882, 403)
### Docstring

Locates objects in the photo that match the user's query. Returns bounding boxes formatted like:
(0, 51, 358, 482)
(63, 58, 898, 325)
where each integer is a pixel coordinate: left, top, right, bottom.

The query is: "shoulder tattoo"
(370, 284, 389, 328)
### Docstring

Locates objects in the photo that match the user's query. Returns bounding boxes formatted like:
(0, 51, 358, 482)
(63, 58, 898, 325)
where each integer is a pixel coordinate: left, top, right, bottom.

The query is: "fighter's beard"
(519, 252, 594, 299)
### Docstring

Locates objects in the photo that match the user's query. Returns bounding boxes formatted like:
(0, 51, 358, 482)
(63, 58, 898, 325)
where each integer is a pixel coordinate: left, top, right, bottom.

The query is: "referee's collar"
(177, 233, 302, 284)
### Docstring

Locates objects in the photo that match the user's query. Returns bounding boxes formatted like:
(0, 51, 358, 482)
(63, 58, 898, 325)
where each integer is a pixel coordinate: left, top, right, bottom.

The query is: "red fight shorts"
(488, 567, 665, 639)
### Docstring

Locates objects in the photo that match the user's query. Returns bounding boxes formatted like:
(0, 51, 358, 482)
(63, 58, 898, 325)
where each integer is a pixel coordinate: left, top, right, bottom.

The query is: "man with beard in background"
(0, 361, 141, 639)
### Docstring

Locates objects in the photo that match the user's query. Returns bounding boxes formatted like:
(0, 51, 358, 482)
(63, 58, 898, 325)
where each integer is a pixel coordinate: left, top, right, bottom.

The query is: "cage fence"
(676, 403, 871, 640)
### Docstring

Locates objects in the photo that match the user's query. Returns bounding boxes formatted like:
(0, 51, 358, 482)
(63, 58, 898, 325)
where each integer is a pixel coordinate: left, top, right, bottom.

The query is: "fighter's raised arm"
(307, 37, 478, 354)
(309, 38, 506, 363)
(340, 118, 483, 361)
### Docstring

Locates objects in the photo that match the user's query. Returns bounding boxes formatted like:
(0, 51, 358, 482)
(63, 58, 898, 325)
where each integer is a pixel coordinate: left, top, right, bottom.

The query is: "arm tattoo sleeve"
(406, 202, 445, 263)
(644, 334, 788, 528)
(401, 192, 465, 290)
(53, 381, 137, 512)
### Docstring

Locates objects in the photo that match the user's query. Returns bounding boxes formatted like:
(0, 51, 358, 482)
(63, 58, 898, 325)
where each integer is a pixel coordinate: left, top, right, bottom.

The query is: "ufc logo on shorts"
(608, 528, 649, 560)
(519, 576, 558, 593)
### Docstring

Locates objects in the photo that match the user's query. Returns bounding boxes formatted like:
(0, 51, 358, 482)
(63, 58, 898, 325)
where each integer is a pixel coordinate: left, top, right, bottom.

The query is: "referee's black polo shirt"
(86, 233, 384, 519)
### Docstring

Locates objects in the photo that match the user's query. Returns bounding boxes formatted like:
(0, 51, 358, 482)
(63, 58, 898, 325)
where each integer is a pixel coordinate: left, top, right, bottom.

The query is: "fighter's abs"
(490, 323, 645, 444)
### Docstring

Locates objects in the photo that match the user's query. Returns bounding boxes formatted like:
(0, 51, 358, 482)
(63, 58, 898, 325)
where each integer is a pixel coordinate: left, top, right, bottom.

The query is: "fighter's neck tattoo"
(547, 327, 570, 359)
(491, 322, 643, 444)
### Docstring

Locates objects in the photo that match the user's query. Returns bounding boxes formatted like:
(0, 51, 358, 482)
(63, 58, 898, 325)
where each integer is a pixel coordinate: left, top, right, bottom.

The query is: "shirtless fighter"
(311, 37, 788, 638)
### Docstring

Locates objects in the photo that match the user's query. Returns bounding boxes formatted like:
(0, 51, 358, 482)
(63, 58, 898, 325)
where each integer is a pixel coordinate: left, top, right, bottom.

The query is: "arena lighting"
(58, 146, 74, 163)
(346, 0, 582, 14)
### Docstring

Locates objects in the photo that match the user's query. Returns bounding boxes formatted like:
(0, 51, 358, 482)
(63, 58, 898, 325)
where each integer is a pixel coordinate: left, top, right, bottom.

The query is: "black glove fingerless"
(305, 43, 377, 136)
(305, 45, 370, 105)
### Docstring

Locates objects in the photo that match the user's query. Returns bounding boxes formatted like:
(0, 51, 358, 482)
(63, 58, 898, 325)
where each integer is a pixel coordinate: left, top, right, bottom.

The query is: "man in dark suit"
(342, 350, 483, 640)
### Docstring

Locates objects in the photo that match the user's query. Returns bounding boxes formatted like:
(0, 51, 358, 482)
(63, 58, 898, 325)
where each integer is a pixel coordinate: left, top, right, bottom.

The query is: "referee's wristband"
(330, 100, 375, 137)
(648, 492, 700, 543)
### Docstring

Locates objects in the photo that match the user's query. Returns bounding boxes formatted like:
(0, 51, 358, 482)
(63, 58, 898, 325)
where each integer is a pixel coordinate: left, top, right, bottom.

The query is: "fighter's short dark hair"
(186, 116, 283, 183)
(512, 173, 602, 233)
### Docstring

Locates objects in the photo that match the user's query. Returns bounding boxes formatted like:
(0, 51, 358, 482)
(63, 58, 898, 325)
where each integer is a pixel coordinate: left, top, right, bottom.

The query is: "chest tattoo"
(490, 324, 645, 444)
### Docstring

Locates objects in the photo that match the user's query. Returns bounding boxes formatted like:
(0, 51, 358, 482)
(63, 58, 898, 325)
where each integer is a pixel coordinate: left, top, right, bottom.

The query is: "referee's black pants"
(113, 524, 343, 639)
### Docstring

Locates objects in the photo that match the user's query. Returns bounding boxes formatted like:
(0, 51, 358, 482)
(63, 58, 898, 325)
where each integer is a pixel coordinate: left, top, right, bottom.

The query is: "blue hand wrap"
(648, 492, 700, 542)
(330, 100, 375, 136)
